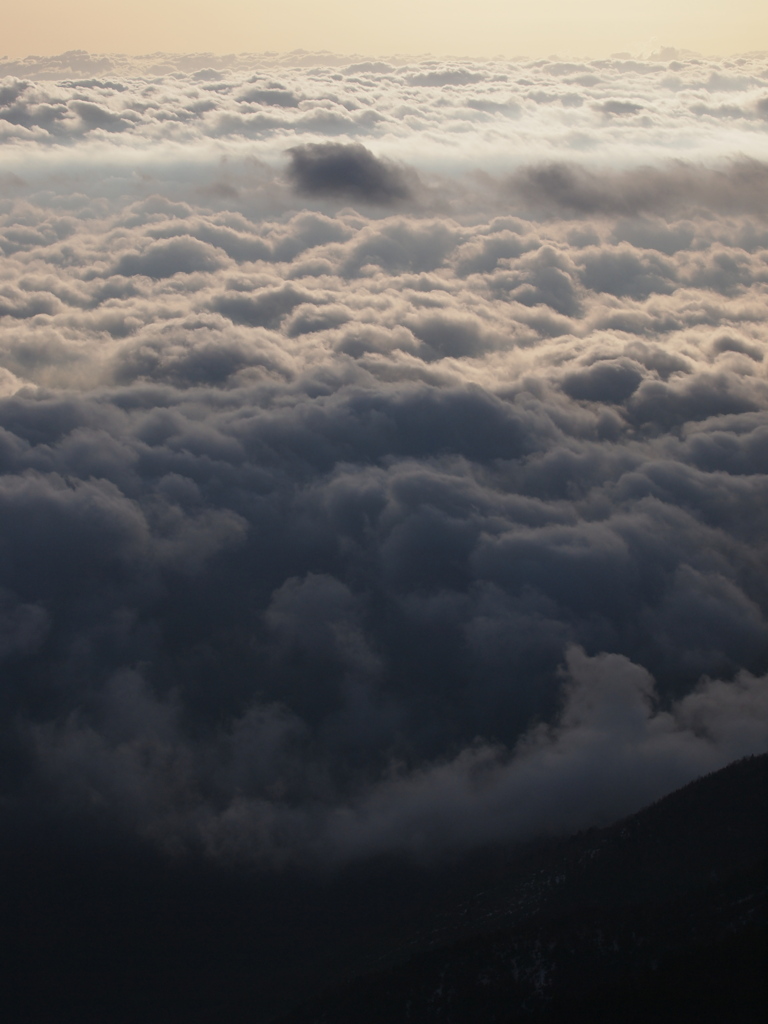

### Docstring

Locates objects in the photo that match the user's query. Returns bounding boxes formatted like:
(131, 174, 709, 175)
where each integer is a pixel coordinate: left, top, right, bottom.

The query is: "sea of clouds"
(1, 49, 768, 865)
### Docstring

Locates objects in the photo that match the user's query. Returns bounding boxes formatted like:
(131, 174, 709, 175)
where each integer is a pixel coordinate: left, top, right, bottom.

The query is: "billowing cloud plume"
(315, 647, 768, 862)
(0, 49, 767, 867)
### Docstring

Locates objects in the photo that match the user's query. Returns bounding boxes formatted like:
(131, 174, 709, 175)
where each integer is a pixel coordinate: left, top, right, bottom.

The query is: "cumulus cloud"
(0, 49, 767, 868)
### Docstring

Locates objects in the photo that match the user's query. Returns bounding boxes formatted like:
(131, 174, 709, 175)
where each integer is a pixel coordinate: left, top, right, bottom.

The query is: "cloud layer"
(1, 50, 767, 865)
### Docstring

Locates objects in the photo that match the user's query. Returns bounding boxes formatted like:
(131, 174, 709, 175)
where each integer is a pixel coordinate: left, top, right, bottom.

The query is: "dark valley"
(4, 754, 766, 1023)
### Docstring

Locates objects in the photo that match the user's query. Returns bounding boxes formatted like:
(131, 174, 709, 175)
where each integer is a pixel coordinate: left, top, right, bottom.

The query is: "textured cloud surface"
(1, 50, 768, 865)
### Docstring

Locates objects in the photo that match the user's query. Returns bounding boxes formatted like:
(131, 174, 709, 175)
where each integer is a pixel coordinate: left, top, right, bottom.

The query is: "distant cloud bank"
(1, 51, 767, 865)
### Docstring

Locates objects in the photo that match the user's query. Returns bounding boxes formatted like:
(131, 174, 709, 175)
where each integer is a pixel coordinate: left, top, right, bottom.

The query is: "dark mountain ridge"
(3, 754, 766, 1022)
(279, 753, 767, 1023)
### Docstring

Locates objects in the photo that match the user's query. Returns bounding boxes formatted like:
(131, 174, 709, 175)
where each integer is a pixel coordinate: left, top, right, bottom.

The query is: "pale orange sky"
(3, 0, 767, 59)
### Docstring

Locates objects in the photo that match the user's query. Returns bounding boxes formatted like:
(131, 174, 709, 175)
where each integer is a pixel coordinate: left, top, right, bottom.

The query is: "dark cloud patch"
(0, 80, 29, 106)
(146, 220, 272, 262)
(561, 358, 645, 403)
(287, 143, 413, 204)
(114, 322, 290, 387)
(454, 230, 535, 276)
(285, 304, 351, 336)
(212, 285, 310, 328)
(406, 69, 485, 86)
(407, 312, 495, 360)
(466, 97, 521, 115)
(0, 287, 62, 318)
(683, 246, 766, 296)
(69, 99, 131, 132)
(510, 159, 768, 217)
(610, 217, 695, 255)
(690, 102, 746, 119)
(239, 86, 301, 107)
(628, 372, 763, 430)
(192, 68, 223, 82)
(601, 99, 644, 115)
(339, 219, 459, 276)
(579, 246, 677, 299)
(490, 246, 582, 316)
(711, 334, 764, 361)
(113, 237, 226, 279)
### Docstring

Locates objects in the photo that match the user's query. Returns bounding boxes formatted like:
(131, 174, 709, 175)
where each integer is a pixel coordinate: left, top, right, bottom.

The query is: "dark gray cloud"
(406, 68, 485, 86)
(287, 142, 413, 204)
(0, 51, 766, 869)
(510, 159, 768, 217)
(561, 358, 645, 402)
(601, 99, 644, 115)
(238, 85, 301, 108)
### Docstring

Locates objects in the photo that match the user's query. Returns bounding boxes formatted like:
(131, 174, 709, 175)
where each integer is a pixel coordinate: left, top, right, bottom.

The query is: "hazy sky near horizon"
(4, 0, 768, 59)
